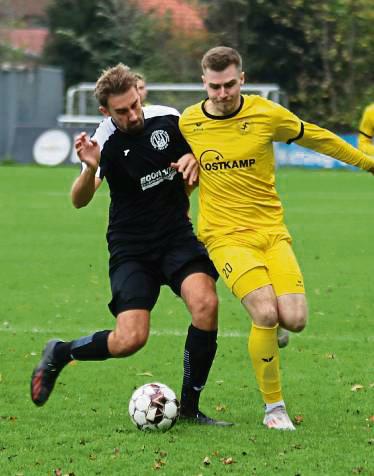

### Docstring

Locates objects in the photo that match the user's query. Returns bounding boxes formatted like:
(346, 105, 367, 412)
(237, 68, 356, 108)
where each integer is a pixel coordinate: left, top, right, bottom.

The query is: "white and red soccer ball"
(128, 382, 180, 431)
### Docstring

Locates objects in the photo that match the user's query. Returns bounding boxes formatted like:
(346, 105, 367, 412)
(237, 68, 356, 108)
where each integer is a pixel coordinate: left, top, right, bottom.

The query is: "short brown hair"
(201, 46, 242, 73)
(94, 63, 137, 107)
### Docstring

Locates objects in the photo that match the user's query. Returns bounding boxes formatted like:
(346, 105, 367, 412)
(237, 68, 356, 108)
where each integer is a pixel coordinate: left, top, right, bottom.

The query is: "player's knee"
(280, 309, 307, 333)
(289, 313, 307, 332)
(252, 303, 279, 328)
(189, 291, 218, 329)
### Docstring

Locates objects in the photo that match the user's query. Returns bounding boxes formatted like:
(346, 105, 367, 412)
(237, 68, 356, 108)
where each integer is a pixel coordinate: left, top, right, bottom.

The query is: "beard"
(119, 115, 144, 135)
(126, 120, 144, 135)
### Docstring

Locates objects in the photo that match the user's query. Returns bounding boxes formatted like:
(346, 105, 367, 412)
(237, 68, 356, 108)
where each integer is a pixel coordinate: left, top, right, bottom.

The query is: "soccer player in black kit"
(30, 64, 231, 426)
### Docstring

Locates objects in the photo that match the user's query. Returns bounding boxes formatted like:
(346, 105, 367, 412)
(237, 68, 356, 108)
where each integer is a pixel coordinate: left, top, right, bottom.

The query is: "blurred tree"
(42, 0, 211, 88)
(0, 42, 26, 63)
(201, 0, 374, 130)
(43, 0, 139, 87)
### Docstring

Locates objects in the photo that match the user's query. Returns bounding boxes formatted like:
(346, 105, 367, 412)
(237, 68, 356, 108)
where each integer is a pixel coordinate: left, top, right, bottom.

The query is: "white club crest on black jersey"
(150, 130, 170, 151)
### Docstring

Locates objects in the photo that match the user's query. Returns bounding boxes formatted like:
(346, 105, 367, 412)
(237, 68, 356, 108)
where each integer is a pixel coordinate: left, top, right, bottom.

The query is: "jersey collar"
(201, 95, 244, 120)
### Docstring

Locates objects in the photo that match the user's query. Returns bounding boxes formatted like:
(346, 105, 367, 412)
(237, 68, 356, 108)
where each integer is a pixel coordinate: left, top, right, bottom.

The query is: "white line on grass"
(0, 327, 372, 342)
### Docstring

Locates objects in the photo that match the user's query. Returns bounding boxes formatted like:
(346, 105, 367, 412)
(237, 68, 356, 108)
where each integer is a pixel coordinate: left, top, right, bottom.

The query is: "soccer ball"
(128, 382, 180, 431)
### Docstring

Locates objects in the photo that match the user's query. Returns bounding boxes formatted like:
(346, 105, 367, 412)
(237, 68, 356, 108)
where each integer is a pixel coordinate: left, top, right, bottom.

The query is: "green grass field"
(0, 165, 373, 476)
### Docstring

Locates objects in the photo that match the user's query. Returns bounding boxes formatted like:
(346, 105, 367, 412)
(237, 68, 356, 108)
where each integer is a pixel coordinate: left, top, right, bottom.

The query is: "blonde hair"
(134, 72, 146, 82)
(94, 63, 137, 107)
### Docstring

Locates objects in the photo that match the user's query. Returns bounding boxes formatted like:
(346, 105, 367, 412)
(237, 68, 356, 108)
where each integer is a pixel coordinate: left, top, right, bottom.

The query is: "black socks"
(181, 324, 217, 413)
(54, 330, 111, 365)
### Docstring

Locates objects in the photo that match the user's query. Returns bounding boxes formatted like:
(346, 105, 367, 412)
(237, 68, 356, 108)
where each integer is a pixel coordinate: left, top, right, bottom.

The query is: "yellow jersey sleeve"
(297, 121, 374, 171)
(270, 102, 304, 143)
(358, 104, 374, 157)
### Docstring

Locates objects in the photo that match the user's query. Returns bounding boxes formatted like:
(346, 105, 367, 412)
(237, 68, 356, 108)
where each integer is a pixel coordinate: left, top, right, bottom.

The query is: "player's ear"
(99, 105, 110, 117)
(240, 72, 245, 85)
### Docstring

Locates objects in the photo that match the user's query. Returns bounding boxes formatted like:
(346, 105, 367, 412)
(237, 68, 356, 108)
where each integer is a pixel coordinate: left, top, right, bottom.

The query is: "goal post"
(58, 82, 285, 126)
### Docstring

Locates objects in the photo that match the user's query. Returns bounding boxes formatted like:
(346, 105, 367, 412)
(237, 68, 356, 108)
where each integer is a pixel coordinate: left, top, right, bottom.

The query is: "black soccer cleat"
(179, 409, 234, 426)
(30, 339, 66, 406)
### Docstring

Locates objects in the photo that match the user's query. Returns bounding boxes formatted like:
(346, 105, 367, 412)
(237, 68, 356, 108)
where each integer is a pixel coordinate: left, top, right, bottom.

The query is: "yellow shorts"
(208, 231, 305, 299)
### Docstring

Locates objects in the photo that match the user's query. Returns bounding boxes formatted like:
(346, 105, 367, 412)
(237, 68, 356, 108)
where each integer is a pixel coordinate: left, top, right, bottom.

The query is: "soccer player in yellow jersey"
(358, 103, 374, 157)
(176, 46, 374, 431)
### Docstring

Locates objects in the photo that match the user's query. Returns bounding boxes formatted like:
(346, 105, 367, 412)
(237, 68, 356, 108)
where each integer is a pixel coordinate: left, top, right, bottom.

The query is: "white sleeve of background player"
(80, 161, 102, 178)
(143, 105, 180, 119)
(80, 117, 116, 178)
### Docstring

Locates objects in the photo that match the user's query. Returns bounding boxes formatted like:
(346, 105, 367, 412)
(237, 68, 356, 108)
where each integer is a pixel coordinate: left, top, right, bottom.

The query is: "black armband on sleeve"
(358, 130, 372, 139)
(287, 122, 304, 144)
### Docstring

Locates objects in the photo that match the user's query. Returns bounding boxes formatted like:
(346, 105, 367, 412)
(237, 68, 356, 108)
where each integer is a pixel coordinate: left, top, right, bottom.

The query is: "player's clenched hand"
(75, 132, 100, 172)
(170, 153, 199, 186)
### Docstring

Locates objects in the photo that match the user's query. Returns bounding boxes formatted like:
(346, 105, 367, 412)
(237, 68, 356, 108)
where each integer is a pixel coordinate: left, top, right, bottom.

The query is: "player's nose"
(128, 110, 139, 122)
(218, 86, 228, 98)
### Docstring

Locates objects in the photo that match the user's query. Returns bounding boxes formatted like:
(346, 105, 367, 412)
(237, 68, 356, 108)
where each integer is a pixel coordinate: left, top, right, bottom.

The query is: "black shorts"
(108, 234, 218, 316)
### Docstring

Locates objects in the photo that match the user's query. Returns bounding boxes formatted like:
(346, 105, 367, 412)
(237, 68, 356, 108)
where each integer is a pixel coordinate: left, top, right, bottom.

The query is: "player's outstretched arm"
(170, 153, 199, 187)
(296, 122, 374, 174)
(71, 132, 102, 208)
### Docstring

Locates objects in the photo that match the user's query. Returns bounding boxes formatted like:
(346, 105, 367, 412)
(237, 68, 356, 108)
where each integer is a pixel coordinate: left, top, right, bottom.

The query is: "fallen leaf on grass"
(137, 372, 153, 377)
(221, 457, 235, 465)
(293, 415, 304, 425)
(54, 470, 62, 476)
(111, 448, 120, 459)
(352, 467, 364, 474)
(292, 443, 303, 450)
(203, 456, 211, 465)
(215, 380, 224, 385)
(367, 416, 374, 423)
(153, 459, 166, 470)
(325, 353, 335, 359)
(215, 403, 227, 412)
(351, 384, 364, 392)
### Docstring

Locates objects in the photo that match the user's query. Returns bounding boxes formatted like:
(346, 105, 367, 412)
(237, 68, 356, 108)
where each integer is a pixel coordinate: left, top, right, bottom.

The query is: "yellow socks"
(248, 323, 282, 404)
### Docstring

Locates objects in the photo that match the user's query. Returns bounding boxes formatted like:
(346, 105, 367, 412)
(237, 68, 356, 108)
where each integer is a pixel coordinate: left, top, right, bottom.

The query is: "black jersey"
(91, 105, 193, 263)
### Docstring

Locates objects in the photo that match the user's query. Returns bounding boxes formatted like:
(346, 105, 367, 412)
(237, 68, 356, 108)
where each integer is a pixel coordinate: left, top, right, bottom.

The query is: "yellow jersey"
(179, 95, 374, 248)
(358, 103, 374, 157)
